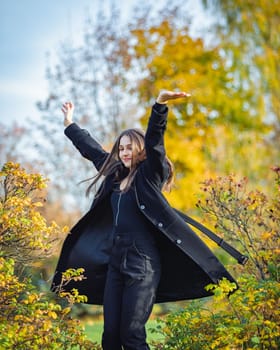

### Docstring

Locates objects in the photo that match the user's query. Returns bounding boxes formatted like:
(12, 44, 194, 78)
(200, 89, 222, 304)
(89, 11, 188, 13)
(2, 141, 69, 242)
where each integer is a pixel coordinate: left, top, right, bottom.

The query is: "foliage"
(2, 1, 280, 341)
(151, 276, 279, 349)
(196, 171, 279, 281)
(203, 0, 280, 114)
(0, 162, 100, 349)
(0, 162, 63, 268)
(202, 0, 280, 162)
(4, 1, 272, 216)
(128, 4, 270, 211)
(0, 258, 100, 349)
(151, 168, 280, 349)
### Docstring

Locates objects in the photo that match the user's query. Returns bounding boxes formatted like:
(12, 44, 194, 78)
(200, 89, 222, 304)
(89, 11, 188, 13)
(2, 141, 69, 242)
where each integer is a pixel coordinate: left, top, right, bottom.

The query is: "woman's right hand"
(61, 102, 74, 127)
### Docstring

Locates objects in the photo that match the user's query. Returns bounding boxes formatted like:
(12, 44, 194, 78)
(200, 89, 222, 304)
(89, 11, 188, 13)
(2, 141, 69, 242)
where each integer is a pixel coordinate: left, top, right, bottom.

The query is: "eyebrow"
(119, 143, 132, 148)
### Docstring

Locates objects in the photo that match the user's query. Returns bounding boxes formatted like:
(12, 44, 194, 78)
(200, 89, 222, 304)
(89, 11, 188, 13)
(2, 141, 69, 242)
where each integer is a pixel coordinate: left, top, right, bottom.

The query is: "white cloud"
(0, 79, 47, 99)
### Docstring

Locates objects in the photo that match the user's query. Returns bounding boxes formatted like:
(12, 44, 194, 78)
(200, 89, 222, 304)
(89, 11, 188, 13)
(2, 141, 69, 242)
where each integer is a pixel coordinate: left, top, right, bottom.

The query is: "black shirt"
(110, 185, 156, 236)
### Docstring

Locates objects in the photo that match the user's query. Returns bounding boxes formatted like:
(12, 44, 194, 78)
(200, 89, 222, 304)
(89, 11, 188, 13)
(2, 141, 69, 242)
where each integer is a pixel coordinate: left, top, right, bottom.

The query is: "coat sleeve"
(143, 103, 170, 187)
(64, 123, 109, 171)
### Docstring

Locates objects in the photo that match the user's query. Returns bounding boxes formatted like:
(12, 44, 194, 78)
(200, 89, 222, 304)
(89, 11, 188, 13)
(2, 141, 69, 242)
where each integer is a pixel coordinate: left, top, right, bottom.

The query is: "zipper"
(115, 192, 122, 226)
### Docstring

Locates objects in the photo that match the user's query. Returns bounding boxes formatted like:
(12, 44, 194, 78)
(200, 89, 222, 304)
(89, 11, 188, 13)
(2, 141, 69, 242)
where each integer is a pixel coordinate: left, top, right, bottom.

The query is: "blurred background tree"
(202, 0, 280, 184)
(1, 0, 276, 213)
(127, 3, 268, 211)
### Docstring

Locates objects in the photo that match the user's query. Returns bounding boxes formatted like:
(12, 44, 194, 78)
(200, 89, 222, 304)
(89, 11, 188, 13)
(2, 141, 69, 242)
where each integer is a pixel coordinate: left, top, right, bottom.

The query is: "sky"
(0, 0, 207, 127)
(0, 0, 136, 126)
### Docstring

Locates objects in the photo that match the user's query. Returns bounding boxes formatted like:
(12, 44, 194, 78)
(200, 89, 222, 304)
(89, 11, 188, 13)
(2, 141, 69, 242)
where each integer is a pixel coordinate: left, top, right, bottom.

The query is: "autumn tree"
(201, 0, 280, 183)
(202, 0, 280, 127)
(27, 0, 275, 216)
(127, 3, 269, 211)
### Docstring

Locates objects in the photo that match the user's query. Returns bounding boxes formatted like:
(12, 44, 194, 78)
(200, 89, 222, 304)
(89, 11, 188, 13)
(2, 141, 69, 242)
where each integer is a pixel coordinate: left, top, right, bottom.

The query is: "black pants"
(102, 233, 161, 350)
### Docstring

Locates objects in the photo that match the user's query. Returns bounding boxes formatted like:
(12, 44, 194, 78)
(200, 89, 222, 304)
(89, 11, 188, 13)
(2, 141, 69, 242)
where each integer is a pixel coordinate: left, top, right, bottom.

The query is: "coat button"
(176, 239, 182, 244)
(158, 222, 163, 228)
(140, 205, 145, 210)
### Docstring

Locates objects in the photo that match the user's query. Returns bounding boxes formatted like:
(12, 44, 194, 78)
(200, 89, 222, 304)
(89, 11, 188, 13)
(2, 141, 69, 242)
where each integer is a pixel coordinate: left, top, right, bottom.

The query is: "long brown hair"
(86, 128, 174, 195)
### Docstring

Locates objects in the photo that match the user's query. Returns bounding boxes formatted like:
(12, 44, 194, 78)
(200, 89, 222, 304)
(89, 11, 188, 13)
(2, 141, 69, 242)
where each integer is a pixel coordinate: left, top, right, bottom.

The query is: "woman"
(52, 90, 237, 350)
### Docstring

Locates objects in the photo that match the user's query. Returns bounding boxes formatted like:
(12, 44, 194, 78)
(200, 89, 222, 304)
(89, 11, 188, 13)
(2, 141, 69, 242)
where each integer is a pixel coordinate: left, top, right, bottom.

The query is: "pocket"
(120, 245, 146, 280)
(133, 240, 161, 262)
(132, 240, 151, 260)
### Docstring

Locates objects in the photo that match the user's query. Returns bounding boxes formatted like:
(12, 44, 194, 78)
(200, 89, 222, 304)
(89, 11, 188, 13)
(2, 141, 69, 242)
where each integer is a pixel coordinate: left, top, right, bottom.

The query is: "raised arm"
(61, 102, 108, 170)
(144, 91, 190, 186)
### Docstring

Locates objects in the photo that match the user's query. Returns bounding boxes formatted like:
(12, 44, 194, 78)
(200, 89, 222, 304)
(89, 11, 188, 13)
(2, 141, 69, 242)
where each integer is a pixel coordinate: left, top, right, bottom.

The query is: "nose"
(122, 148, 129, 156)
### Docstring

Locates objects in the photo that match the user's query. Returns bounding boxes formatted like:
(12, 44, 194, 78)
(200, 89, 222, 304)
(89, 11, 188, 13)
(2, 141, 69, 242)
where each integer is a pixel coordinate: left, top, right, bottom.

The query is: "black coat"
(52, 104, 237, 305)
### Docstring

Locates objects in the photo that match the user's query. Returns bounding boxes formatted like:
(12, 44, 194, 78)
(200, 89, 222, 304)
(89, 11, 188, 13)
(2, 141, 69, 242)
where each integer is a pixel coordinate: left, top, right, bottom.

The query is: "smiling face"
(119, 134, 133, 168)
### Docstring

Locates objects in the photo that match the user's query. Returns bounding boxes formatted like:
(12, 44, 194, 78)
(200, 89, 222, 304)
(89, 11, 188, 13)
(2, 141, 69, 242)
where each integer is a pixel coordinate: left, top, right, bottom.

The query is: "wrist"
(155, 99, 168, 104)
(64, 120, 73, 127)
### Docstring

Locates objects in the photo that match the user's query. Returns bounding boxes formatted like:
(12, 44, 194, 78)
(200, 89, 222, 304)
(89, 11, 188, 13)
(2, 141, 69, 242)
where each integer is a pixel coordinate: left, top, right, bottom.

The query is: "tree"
(33, 3, 136, 212)
(127, 4, 269, 210)
(30, 0, 274, 214)
(202, 0, 280, 164)
(0, 122, 27, 165)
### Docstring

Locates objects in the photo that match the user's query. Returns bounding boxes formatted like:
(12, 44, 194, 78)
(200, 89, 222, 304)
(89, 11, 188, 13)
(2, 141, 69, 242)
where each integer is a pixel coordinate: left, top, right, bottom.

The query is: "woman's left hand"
(156, 90, 191, 104)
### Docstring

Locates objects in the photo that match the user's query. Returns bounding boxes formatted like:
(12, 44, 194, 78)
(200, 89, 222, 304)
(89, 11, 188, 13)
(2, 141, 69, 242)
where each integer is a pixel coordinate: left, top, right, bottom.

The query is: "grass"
(83, 318, 164, 344)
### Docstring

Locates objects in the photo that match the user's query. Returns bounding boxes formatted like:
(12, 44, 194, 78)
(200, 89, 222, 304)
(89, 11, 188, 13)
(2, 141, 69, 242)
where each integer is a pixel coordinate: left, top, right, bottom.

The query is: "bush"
(151, 168, 280, 349)
(0, 162, 100, 349)
(151, 276, 279, 349)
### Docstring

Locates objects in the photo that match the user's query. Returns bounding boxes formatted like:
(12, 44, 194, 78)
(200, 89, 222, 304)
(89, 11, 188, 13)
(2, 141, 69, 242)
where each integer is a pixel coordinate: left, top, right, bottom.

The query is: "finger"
(174, 92, 191, 98)
(61, 106, 70, 114)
